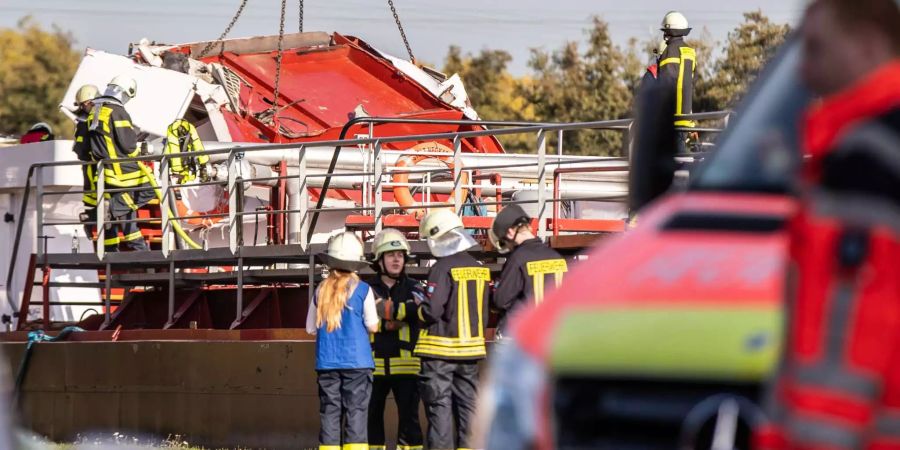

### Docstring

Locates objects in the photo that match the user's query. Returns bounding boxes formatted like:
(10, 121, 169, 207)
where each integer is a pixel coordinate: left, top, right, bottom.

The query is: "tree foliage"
(700, 11, 791, 110)
(0, 17, 81, 138)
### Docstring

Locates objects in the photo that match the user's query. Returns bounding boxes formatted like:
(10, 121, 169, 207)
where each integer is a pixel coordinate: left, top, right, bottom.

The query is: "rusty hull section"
(2, 338, 410, 448)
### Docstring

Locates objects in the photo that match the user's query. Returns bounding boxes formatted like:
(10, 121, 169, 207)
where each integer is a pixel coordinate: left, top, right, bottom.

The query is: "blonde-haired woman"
(306, 231, 379, 450)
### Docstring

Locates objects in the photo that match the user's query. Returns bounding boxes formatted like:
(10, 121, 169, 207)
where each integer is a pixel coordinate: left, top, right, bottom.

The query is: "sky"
(1, 0, 807, 74)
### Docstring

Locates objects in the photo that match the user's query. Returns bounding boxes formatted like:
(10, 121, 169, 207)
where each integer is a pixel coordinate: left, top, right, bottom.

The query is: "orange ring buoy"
(392, 142, 470, 219)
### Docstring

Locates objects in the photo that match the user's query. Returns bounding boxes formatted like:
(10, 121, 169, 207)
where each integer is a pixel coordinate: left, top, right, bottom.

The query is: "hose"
(138, 163, 203, 250)
(14, 326, 84, 408)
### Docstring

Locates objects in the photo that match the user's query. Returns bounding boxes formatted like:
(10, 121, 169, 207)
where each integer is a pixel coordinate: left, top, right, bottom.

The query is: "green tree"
(703, 11, 791, 110)
(0, 17, 81, 138)
(443, 46, 535, 151)
(523, 17, 632, 156)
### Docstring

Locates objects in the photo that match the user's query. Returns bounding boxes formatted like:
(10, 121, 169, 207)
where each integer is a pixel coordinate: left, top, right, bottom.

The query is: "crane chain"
(299, 0, 304, 33)
(270, 0, 288, 124)
(198, 0, 249, 58)
(387, 0, 415, 63)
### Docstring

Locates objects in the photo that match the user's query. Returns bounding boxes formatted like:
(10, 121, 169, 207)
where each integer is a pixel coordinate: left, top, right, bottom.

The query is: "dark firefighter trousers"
(368, 375, 423, 450)
(83, 207, 146, 252)
(318, 369, 373, 449)
(419, 358, 479, 450)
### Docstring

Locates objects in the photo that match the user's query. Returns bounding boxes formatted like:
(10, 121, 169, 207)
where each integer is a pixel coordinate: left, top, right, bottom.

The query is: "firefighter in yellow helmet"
(366, 228, 424, 450)
(658, 11, 697, 151)
(72, 84, 104, 245)
(87, 75, 152, 252)
(401, 209, 489, 450)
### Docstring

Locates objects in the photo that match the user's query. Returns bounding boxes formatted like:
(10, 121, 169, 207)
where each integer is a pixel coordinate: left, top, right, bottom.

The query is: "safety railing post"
(373, 141, 383, 235)
(96, 161, 106, 261)
(35, 167, 44, 258)
(536, 130, 548, 241)
(452, 136, 462, 215)
(298, 145, 309, 251)
(159, 156, 171, 257)
(228, 152, 242, 254)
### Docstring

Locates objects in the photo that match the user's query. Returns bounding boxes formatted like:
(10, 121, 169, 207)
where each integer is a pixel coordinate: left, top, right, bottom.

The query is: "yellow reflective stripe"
(659, 57, 679, 67)
(75, 136, 84, 142)
(416, 334, 486, 346)
(104, 236, 121, 245)
(414, 344, 486, 358)
(674, 119, 696, 128)
(343, 444, 369, 450)
(123, 231, 143, 242)
(476, 278, 484, 338)
(397, 302, 406, 321)
(370, 446, 387, 450)
(676, 46, 695, 116)
(319, 446, 341, 450)
(82, 196, 98, 206)
(397, 446, 423, 450)
(417, 307, 425, 322)
(114, 120, 132, 128)
(121, 192, 138, 210)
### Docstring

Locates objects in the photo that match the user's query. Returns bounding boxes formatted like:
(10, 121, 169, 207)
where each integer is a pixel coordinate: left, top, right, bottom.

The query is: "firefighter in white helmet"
(87, 75, 152, 251)
(366, 228, 425, 450)
(307, 231, 379, 450)
(658, 11, 697, 150)
(401, 209, 489, 450)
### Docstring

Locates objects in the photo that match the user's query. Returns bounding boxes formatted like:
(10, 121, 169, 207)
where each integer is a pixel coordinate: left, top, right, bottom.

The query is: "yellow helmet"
(372, 228, 411, 261)
(75, 84, 99, 105)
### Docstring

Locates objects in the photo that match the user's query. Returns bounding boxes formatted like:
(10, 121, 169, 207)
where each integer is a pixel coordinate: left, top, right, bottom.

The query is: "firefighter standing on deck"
(657, 11, 696, 152)
(402, 209, 489, 450)
(366, 229, 424, 450)
(755, 0, 900, 448)
(307, 232, 380, 450)
(72, 84, 101, 242)
(87, 75, 154, 252)
(488, 205, 568, 337)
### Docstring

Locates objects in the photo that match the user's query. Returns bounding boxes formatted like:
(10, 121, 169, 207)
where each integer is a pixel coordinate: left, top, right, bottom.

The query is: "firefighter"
(756, 0, 900, 448)
(489, 205, 567, 337)
(19, 122, 54, 144)
(306, 231, 379, 450)
(403, 209, 489, 450)
(72, 84, 102, 244)
(87, 75, 153, 252)
(639, 40, 668, 93)
(366, 228, 424, 450)
(657, 11, 696, 152)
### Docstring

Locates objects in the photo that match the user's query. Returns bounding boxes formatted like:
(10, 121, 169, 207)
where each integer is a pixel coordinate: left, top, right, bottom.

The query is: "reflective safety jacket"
(88, 98, 151, 188)
(658, 37, 696, 128)
(410, 252, 490, 361)
(164, 119, 208, 182)
(758, 61, 900, 450)
(368, 275, 424, 376)
(492, 238, 568, 334)
(73, 117, 97, 207)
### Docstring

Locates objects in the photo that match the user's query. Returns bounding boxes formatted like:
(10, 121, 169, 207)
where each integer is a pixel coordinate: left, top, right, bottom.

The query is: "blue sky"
(1, 0, 806, 73)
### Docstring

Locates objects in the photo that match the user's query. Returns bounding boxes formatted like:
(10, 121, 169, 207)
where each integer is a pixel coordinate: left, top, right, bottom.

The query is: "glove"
(375, 297, 394, 320)
(198, 163, 211, 183)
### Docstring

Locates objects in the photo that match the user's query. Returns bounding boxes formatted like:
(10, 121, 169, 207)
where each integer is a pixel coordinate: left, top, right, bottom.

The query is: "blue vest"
(315, 281, 375, 371)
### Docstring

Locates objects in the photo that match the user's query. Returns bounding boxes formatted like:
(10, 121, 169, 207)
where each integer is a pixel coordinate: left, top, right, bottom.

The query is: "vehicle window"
(690, 37, 812, 193)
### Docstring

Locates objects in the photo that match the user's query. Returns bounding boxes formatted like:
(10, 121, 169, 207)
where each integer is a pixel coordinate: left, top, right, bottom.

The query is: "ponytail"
(316, 270, 359, 332)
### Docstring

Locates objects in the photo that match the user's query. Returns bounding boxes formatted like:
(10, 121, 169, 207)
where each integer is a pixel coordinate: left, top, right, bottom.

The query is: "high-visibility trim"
(396, 301, 406, 321)
(457, 280, 466, 340)
(397, 446, 423, 450)
(83, 196, 98, 206)
(417, 307, 425, 322)
(526, 259, 568, 305)
(785, 416, 862, 449)
(476, 278, 484, 338)
(674, 119, 696, 128)
(123, 231, 143, 242)
(113, 120, 132, 128)
(414, 344, 486, 358)
(104, 236, 121, 246)
(676, 50, 687, 115)
(415, 333, 486, 358)
(416, 335, 486, 347)
(369, 446, 387, 450)
(319, 446, 341, 450)
(659, 57, 680, 67)
(342, 443, 369, 450)
(121, 192, 138, 210)
(76, 136, 84, 142)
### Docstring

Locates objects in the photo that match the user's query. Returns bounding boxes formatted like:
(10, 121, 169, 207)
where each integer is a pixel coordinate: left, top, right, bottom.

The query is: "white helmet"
(319, 231, 368, 272)
(419, 209, 477, 257)
(372, 228, 411, 261)
(106, 75, 137, 102)
(661, 11, 691, 35)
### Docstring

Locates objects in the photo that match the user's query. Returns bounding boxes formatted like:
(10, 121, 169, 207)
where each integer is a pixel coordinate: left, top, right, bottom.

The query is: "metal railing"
(7, 112, 730, 327)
